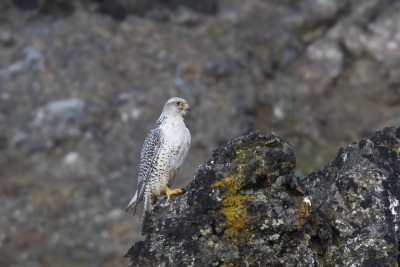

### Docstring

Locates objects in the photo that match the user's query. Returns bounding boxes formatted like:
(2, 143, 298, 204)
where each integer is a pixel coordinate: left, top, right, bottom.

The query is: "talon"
(165, 187, 183, 200)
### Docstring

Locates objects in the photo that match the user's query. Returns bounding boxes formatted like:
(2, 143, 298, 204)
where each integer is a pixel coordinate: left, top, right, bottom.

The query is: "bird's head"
(164, 97, 190, 116)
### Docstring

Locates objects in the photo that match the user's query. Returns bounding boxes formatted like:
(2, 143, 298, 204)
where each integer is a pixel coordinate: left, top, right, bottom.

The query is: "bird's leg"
(165, 187, 182, 200)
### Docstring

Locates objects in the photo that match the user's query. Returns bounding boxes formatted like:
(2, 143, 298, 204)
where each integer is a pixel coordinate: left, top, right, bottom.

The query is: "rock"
(127, 131, 308, 266)
(126, 127, 400, 266)
(22, 46, 44, 71)
(10, 97, 110, 156)
(25, 98, 86, 149)
(302, 126, 400, 266)
(301, 40, 343, 93)
(10, 0, 42, 12)
(98, 0, 219, 20)
(0, 31, 14, 46)
(0, 45, 44, 75)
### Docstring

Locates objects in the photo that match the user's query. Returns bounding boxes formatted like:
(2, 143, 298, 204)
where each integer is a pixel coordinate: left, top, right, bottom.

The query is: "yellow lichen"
(393, 142, 400, 153)
(234, 149, 247, 161)
(254, 167, 264, 175)
(234, 148, 262, 164)
(214, 175, 254, 238)
(296, 185, 303, 193)
(214, 175, 242, 190)
(266, 172, 274, 178)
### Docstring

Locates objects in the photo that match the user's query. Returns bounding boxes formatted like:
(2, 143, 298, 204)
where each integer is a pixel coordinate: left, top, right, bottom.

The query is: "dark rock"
(127, 131, 313, 266)
(301, 126, 400, 266)
(10, 0, 42, 12)
(127, 127, 400, 266)
(97, 0, 219, 20)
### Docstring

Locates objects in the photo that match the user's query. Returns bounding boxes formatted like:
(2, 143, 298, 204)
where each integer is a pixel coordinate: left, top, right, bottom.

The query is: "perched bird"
(125, 97, 191, 217)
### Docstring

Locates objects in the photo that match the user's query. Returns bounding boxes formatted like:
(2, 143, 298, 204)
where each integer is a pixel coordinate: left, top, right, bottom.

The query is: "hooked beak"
(182, 104, 190, 115)
(184, 104, 190, 112)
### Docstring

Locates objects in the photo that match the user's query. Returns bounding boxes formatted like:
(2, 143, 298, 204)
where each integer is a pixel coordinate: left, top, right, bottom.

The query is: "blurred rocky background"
(0, 0, 399, 266)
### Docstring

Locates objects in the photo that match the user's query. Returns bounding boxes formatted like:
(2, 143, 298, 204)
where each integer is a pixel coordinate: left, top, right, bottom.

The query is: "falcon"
(125, 97, 191, 217)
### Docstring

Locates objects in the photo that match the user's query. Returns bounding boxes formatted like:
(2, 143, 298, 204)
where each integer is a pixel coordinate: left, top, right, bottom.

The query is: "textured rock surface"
(126, 127, 400, 266)
(302, 127, 400, 266)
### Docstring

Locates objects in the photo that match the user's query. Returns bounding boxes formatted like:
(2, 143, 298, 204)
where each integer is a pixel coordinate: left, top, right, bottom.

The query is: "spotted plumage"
(125, 97, 191, 221)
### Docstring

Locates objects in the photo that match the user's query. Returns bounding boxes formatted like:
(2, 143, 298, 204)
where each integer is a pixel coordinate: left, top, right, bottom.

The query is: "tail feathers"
(141, 195, 155, 236)
(143, 195, 151, 213)
(125, 193, 138, 214)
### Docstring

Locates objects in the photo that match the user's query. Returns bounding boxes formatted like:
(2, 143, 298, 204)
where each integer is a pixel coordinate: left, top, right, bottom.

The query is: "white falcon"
(125, 97, 191, 215)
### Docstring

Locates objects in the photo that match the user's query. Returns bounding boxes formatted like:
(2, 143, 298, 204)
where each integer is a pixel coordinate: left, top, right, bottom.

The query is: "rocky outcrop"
(126, 127, 400, 266)
(302, 127, 400, 266)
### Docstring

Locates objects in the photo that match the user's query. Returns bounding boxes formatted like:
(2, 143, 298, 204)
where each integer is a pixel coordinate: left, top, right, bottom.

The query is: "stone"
(126, 127, 400, 266)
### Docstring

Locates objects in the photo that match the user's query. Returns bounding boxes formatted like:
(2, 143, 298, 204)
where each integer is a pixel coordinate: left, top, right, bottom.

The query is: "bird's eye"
(176, 101, 182, 106)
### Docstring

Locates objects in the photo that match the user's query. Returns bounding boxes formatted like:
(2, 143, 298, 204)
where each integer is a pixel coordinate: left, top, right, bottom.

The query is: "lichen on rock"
(126, 127, 400, 266)
(302, 127, 400, 266)
(126, 131, 314, 266)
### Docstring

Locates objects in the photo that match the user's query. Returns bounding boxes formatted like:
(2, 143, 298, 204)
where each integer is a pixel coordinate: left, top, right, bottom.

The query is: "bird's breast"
(159, 119, 189, 166)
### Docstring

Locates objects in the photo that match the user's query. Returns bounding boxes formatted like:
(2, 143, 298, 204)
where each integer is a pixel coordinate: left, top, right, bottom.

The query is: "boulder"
(126, 127, 400, 266)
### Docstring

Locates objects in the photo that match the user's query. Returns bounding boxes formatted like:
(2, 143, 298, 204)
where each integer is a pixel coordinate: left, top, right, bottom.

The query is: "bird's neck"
(155, 111, 182, 126)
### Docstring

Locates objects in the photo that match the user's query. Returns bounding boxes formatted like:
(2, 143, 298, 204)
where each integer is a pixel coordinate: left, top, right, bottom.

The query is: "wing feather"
(136, 127, 164, 203)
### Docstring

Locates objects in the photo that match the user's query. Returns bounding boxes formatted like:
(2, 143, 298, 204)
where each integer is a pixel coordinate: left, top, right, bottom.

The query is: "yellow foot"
(165, 187, 182, 200)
